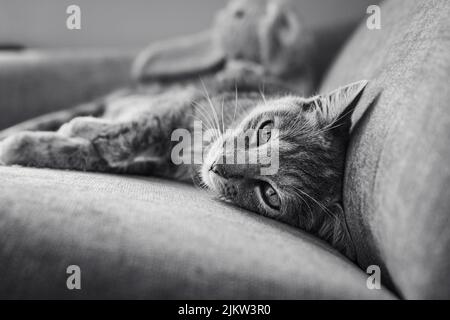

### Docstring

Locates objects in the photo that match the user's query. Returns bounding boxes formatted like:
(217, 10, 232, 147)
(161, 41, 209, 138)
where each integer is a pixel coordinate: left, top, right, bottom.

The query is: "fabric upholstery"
(2, 0, 448, 299)
(0, 49, 134, 130)
(0, 166, 393, 299)
(321, 0, 450, 298)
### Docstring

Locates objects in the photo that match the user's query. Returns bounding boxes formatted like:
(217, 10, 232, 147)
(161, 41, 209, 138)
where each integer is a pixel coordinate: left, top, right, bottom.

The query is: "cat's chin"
(202, 170, 225, 194)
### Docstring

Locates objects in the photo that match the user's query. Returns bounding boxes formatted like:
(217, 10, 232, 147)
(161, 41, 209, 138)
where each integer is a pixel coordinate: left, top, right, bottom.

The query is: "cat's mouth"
(204, 168, 238, 202)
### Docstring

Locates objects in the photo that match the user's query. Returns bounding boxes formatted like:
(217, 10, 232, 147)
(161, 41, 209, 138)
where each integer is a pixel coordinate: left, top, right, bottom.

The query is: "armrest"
(0, 49, 135, 130)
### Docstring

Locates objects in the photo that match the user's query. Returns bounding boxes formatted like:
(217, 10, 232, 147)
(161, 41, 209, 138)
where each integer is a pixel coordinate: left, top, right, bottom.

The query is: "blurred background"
(0, 0, 380, 49)
(0, 0, 381, 130)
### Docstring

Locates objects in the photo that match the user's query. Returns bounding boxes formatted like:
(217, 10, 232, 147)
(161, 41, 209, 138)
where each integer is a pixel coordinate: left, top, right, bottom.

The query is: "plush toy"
(132, 0, 316, 94)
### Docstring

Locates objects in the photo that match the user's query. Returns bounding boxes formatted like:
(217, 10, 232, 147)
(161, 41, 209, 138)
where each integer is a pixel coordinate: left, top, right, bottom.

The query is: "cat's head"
(201, 80, 367, 258)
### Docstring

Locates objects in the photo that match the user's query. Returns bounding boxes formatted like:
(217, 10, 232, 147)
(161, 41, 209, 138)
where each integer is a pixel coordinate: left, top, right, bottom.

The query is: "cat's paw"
(91, 135, 134, 168)
(0, 132, 33, 166)
(58, 117, 104, 140)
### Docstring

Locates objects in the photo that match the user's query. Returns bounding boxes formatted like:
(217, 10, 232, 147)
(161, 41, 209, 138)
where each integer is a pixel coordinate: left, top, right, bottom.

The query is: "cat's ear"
(309, 80, 368, 126)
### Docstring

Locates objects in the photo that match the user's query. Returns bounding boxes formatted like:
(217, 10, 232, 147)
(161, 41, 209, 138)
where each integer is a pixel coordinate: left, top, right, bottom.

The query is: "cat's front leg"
(58, 116, 170, 170)
(0, 131, 107, 171)
(0, 116, 169, 174)
(0, 116, 168, 173)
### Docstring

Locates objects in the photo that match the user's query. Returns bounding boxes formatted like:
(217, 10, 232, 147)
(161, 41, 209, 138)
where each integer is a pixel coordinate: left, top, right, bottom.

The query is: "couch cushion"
(0, 49, 134, 130)
(0, 166, 394, 299)
(321, 0, 450, 298)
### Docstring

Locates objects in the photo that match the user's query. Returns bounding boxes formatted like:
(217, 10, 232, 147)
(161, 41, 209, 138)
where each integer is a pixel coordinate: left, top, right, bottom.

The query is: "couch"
(0, 0, 448, 299)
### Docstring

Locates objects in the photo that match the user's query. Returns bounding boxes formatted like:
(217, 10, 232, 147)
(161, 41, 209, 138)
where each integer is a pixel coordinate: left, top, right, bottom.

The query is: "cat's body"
(0, 60, 366, 260)
(0, 61, 290, 178)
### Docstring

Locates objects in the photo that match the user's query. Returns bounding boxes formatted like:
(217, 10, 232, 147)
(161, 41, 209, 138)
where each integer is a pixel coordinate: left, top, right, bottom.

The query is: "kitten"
(0, 66, 366, 260)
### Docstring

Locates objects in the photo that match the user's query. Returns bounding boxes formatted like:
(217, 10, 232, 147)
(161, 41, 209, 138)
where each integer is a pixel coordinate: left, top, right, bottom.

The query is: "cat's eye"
(257, 120, 273, 146)
(260, 182, 280, 210)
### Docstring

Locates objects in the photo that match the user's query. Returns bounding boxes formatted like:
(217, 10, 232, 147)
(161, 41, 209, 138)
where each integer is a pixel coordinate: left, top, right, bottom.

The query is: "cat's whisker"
(199, 79, 220, 132)
(192, 100, 217, 131)
(285, 115, 312, 139)
(200, 79, 223, 136)
(289, 187, 312, 212)
(192, 100, 222, 141)
(232, 84, 238, 125)
(293, 186, 338, 222)
(311, 121, 346, 137)
(233, 84, 252, 120)
(292, 192, 315, 230)
(188, 114, 208, 129)
(188, 111, 211, 128)
(220, 95, 225, 134)
(259, 83, 267, 106)
(188, 115, 217, 143)
(191, 102, 217, 136)
(186, 115, 217, 144)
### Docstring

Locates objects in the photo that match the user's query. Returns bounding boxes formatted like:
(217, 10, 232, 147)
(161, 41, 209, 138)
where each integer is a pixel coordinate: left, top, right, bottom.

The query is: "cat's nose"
(210, 163, 226, 178)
